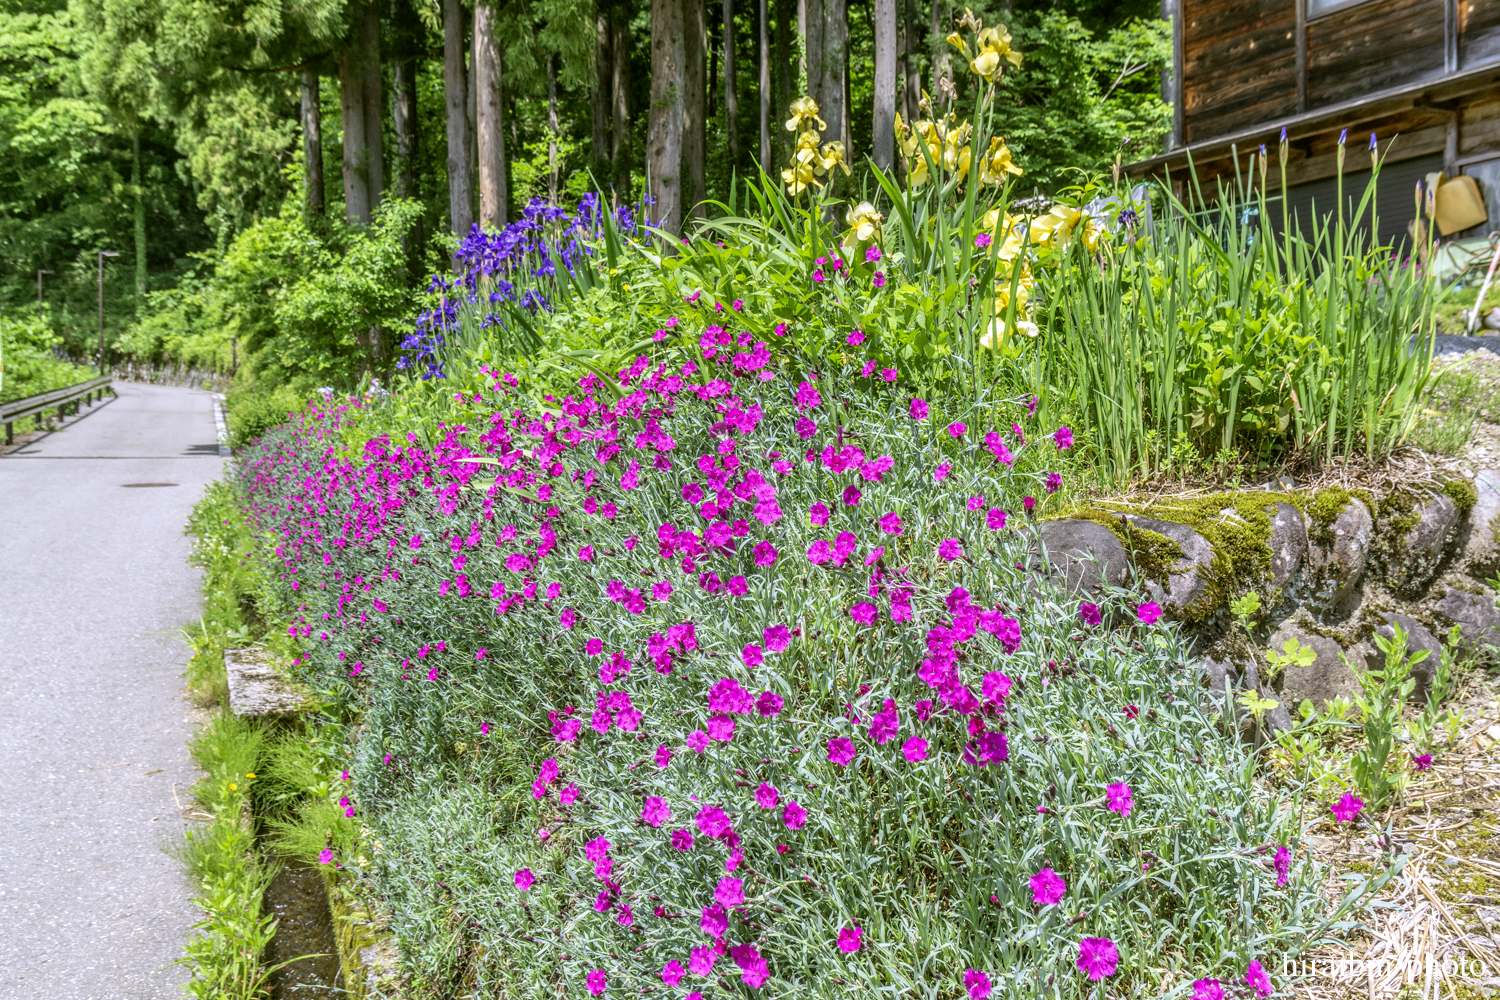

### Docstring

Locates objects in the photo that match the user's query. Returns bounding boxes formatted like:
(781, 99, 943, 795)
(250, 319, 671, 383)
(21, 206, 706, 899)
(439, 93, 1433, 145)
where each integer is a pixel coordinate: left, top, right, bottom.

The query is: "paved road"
(0, 383, 226, 999)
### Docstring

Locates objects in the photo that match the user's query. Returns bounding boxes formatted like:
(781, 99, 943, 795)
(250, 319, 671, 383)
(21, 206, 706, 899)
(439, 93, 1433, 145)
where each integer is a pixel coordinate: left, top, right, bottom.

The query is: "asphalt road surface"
(0, 383, 226, 998)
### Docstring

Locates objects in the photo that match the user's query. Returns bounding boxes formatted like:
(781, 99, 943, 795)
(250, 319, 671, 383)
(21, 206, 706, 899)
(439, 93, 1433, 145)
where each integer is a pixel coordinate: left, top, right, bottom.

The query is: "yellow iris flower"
(785, 96, 826, 135)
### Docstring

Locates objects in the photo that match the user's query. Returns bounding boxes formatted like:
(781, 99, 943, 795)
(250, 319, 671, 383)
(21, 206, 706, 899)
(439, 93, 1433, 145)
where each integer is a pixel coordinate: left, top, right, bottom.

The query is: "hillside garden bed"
(174, 86, 1500, 998)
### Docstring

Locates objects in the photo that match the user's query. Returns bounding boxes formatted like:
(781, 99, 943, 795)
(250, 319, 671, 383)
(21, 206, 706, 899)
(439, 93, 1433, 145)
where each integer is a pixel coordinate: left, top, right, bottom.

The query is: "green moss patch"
(1444, 479, 1479, 515)
(1063, 493, 1290, 624)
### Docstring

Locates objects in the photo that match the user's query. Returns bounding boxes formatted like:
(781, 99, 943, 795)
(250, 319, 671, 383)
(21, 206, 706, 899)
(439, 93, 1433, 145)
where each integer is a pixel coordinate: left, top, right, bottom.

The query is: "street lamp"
(97, 251, 119, 375)
(37, 269, 53, 321)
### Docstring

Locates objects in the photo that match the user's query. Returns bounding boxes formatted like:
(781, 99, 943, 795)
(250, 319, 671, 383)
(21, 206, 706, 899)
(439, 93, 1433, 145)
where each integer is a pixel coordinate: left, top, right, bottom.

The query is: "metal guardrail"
(1, 376, 113, 445)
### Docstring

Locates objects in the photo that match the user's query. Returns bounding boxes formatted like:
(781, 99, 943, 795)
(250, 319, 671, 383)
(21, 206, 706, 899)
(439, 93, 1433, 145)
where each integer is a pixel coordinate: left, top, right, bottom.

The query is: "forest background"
(0, 0, 1169, 402)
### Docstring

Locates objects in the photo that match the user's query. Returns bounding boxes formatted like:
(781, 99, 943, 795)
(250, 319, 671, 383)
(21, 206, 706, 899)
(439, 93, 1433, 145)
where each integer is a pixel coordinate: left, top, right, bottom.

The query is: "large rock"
(1436, 586, 1500, 654)
(1267, 622, 1359, 711)
(1121, 513, 1216, 615)
(1268, 503, 1308, 591)
(1459, 470, 1500, 579)
(1349, 613, 1443, 698)
(1035, 519, 1129, 594)
(226, 647, 304, 719)
(1303, 498, 1373, 611)
(1386, 493, 1461, 596)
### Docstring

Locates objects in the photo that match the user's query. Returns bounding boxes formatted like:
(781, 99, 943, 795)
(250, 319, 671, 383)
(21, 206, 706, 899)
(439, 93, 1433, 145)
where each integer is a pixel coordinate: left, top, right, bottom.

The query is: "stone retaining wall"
(1035, 472, 1500, 726)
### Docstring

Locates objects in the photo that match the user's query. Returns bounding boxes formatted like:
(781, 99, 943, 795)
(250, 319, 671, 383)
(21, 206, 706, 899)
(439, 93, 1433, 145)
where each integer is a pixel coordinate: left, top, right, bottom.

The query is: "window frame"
(1306, 0, 1386, 21)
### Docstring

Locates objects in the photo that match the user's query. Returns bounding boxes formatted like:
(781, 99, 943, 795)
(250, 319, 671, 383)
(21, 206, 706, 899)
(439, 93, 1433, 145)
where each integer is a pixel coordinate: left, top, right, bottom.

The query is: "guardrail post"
(4, 421, 11, 445)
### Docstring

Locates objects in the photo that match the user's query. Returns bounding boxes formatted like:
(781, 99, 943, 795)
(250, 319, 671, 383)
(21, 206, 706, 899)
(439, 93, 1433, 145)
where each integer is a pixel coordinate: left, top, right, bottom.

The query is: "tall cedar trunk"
(444, 0, 474, 238)
(547, 55, 559, 204)
(475, 2, 508, 227)
(339, 27, 371, 223)
(132, 130, 146, 301)
(301, 69, 325, 215)
(684, 0, 706, 220)
(610, 7, 631, 198)
(803, 0, 845, 158)
(773, 0, 792, 166)
(722, 0, 738, 167)
(648, 0, 684, 232)
(393, 56, 419, 199)
(930, 0, 949, 104)
(841, 0, 849, 150)
(758, 0, 769, 169)
(872, 0, 894, 168)
(708, 35, 717, 118)
(904, 1, 922, 120)
(593, 11, 612, 182)
(359, 1, 384, 211)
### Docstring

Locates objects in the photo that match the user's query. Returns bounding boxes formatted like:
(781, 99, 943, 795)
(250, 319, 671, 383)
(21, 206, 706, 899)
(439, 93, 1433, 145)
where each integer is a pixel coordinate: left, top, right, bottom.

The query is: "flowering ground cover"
(232, 344, 1376, 997)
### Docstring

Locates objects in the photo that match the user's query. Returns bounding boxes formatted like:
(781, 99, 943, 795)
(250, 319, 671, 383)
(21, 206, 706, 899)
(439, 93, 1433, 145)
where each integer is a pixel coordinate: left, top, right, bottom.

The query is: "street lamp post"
(97, 251, 118, 375)
(37, 269, 53, 321)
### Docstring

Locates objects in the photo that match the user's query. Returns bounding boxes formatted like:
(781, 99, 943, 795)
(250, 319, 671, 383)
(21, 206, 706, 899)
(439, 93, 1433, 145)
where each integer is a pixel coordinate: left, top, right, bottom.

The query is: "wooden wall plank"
(1307, 0, 1446, 107)
(1182, 0, 1297, 143)
(1462, 0, 1500, 67)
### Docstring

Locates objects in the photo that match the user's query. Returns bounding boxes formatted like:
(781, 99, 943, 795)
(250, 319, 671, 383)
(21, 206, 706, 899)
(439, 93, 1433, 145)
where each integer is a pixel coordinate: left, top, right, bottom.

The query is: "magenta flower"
(1054, 426, 1074, 450)
(878, 512, 903, 534)
(585, 638, 604, 656)
(1045, 472, 1062, 494)
(1030, 867, 1067, 905)
(1245, 960, 1273, 997)
(810, 502, 831, 526)
(964, 968, 993, 999)
(1106, 782, 1133, 818)
(847, 330, 865, 346)
(716, 876, 745, 907)
(700, 903, 728, 936)
(742, 644, 764, 667)
(872, 271, 887, 288)
(1079, 602, 1102, 625)
(512, 868, 534, 891)
(795, 381, 822, 411)
(865, 245, 882, 262)
(579, 545, 595, 561)
(1330, 791, 1363, 823)
(902, 737, 928, 762)
(686, 729, 709, 752)
(827, 737, 856, 766)
(975, 232, 992, 248)
(662, 960, 685, 986)
(642, 796, 671, 828)
(688, 945, 716, 976)
(755, 782, 779, 809)
(756, 690, 784, 716)
(937, 538, 962, 560)
(1192, 979, 1225, 1000)
(986, 507, 1007, 530)
(671, 828, 695, 851)
(868, 707, 899, 744)
(655, 745, 673, 768)
(837, 926, 863, 952)
(849, 602, 878, 626)
(560, 608, 578, 629)
(1123, 704, 1139, 720)
(909, 398, 929, 420)
(1137, 601, 1162, 625)
(695, 805, 733, 838)
(1076, 937, 1119, 980)
(707, 715, 736, 741)
(763, 625, 791, 652)
(1274, 845, 1291, 886)
(586, 969, 607, 995)
(947, 421, 966, 437)
(1413, 753, 1433, 771)
(934, 462, 952, 481)
(843, 484, 862, 506)
(782, 799, 807, 830)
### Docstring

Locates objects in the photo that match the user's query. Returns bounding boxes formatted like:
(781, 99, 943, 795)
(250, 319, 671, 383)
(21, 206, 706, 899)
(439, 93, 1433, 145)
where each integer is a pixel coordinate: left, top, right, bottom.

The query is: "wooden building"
(1125, 0, 1500, 243)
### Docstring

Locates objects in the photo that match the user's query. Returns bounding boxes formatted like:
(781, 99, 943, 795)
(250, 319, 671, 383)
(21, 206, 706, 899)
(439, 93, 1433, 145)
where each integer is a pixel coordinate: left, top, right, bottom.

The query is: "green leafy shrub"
(0, 314, 93, 402)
